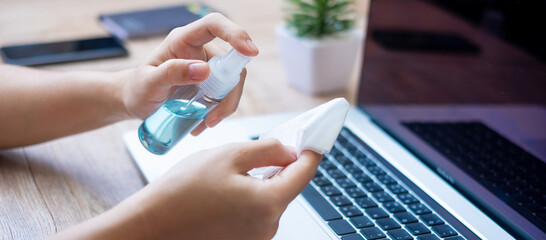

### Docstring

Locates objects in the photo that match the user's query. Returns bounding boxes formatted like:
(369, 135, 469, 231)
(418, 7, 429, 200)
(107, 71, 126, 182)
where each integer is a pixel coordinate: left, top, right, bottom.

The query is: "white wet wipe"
(248, 98, 350, 179)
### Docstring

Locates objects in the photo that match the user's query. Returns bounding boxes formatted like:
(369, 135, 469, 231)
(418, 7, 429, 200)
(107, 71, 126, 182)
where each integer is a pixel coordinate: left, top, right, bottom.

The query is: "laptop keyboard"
(301, 127, 466, 240)
(403, 121, 546, 231)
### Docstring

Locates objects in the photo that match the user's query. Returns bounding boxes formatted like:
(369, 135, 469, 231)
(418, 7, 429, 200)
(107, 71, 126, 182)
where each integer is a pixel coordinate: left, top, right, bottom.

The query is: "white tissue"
(248, 98, 350, 179)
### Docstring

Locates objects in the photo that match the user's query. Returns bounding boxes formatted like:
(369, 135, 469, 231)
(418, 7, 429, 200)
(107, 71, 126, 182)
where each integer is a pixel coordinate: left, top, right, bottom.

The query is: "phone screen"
(0, 36, 128, 66)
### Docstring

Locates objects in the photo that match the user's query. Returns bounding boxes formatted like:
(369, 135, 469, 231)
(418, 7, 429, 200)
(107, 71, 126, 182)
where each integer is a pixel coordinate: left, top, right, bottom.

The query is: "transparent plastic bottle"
(138, 49, 252, 155)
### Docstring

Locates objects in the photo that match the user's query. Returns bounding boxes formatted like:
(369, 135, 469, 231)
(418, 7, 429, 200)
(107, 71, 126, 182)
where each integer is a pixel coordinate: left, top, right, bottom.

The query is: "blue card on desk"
(99, 3, 215, 40)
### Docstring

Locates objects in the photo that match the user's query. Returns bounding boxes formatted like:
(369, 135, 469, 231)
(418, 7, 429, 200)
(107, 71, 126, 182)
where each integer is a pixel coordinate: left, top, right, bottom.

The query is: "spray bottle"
(138, 49, 252, 155)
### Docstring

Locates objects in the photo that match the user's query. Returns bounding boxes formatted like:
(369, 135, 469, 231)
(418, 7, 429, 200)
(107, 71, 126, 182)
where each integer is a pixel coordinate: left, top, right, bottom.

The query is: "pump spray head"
(198, 49, 252, 99)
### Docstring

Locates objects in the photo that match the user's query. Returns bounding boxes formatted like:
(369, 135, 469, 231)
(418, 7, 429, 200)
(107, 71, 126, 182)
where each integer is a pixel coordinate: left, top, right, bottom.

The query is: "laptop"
(123, 0, 546, 239)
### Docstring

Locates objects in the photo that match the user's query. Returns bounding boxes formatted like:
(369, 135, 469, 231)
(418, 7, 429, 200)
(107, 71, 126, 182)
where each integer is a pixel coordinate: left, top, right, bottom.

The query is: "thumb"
(267, 150, 322, 205)
(155, 59, 210, 87)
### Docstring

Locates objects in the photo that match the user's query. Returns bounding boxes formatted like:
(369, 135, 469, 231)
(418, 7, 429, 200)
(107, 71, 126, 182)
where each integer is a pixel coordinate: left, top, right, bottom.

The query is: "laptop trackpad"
(273, 196, 333, 240)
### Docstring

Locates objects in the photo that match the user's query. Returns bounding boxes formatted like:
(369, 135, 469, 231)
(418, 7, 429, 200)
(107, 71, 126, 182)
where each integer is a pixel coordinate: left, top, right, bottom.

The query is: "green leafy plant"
(285, 0, 355, 38)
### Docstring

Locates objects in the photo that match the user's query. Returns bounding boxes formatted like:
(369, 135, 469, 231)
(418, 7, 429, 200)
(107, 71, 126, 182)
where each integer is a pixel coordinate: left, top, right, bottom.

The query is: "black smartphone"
(0, 36, 128, 66)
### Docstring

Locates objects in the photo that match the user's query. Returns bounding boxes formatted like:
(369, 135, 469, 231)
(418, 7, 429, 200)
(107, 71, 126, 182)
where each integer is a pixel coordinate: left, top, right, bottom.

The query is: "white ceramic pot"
(276, 25, 363, 95)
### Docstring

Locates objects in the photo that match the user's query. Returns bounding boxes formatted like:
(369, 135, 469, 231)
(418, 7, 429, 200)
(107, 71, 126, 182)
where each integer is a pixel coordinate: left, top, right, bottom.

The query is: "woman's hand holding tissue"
(137, 139, 322, 240)
(52, 139, 322, 240)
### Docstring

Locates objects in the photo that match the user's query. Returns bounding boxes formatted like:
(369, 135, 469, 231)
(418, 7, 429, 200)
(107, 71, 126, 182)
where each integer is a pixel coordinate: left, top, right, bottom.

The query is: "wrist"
(54, 70, 132, 125)
(106, 69, 135, 121)
(109, 186, 173, 240)
(105, 192, 155, 240)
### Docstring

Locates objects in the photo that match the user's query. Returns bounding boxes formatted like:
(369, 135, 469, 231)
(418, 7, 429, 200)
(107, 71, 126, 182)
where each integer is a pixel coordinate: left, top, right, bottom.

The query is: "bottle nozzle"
(198, 49, 254, 99)
(219, 49, 252, 74)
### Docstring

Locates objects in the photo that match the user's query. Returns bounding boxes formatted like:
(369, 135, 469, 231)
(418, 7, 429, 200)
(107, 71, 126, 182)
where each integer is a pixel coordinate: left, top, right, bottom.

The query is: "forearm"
(0, 64, 132, 148)
(49, 195, 149, 240)
(49, 186, 159, 240)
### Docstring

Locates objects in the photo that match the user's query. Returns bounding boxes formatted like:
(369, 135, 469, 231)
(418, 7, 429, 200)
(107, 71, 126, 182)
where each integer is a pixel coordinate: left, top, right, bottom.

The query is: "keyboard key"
(365, 207, 389, 219)
(346, 144, 358, 155)
(349, 216, 374, 228)
(337, 178, 357, 188)
(360, 227, 386, 240)
(321, 185, 342, 196)
(329, 195, 351, 207)
(320, 160, 337, 170)
(367, 166, 386, 176)
(417, 234, 440, 240)
(377, 175, 397, 185)
(393, 212, 418, 224)
(372, 191, 395, 203)
(420, 213, 445, 226)
(356, 156, 376, 167)
(405, 222, 431, 235)
(376, 217, 401, 230)
(328, 219, 356, 235)
(445, 236, 465, 240)
(344, 164, 364, 175)
(354, 147, 366, 158)
(408, 203, 432, 215)
(329, 147, 344, 158)
(346, 187, 367, 198)
(336, 155, 354, 166)
(313, 176, 332, 186)
(363, 182, 384, 192)
(387, 228, 413, 240)
(355, 197, 378, 209)
(431, 224, 458, 238)
(353, 173, 373, 183)
(387, 184, 408, 195)
(327, 169, 346, 179)
(340, 205, 364, 217)
(398, 193, 420, 204)
(382, 202, 406, 213)
(341, 233, 365, 240)
(301, 185, 342, 221)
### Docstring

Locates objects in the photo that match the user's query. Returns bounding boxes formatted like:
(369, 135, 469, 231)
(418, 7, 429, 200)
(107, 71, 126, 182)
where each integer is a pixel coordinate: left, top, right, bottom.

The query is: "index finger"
(171, 13, 259, 57)
(189, 44, 246, 136)
(267, 150, 323, 205)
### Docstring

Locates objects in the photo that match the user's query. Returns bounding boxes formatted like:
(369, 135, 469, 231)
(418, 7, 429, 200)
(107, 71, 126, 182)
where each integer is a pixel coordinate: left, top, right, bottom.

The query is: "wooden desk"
(0, 0, 367, 238)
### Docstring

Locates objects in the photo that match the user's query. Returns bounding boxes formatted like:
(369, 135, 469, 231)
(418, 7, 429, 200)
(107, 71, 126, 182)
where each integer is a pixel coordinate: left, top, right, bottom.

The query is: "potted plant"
(277, 0, 362, 95)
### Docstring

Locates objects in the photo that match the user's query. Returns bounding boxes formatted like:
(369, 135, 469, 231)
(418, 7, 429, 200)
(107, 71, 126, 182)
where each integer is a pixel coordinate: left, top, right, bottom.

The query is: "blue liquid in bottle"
(138, 99, 209, 155)
(138, 49, 252, 155)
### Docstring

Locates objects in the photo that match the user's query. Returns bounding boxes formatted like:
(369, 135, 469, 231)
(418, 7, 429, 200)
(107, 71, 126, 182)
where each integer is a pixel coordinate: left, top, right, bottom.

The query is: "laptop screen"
(357, 0, 546, 107)
(358, 0, 546, 107)
(355, 0, 546, 238)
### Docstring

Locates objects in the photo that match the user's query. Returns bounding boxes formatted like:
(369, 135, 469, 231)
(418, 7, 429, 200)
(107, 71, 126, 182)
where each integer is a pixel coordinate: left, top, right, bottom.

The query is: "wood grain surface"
(0, 0, 368, 238)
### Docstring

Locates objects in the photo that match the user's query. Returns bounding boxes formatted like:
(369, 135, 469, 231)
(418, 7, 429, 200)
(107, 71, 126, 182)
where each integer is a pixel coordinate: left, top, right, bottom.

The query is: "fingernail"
(188, 62, 208, 81)
(206, 118, 222, 128)
(246, 39, 259, 54)
(191, 124, 207, 136)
